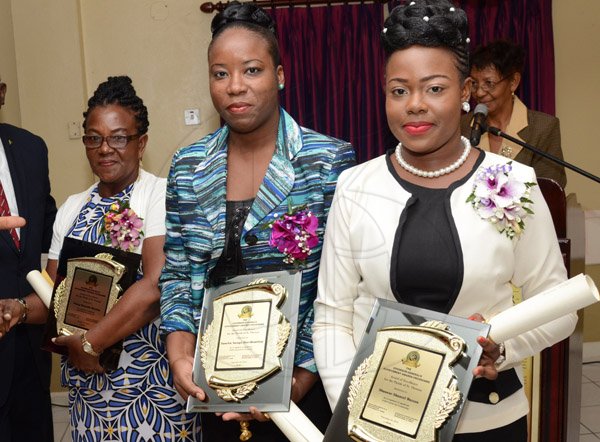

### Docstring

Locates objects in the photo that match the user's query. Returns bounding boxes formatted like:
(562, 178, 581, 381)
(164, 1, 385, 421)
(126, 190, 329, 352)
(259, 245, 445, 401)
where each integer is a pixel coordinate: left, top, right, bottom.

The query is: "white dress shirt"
(0, 137, 20, 237)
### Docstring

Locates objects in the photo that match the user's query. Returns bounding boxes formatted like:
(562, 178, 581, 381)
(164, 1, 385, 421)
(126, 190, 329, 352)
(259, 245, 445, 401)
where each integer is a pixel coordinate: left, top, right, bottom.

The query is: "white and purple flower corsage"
(466, 162, 536, 238)
(268, 206, 318, 265)
(101, 201, 144, 252)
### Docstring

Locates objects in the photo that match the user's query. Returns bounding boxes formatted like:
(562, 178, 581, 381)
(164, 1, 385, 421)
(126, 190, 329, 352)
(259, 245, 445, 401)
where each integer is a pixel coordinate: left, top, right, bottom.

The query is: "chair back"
(537, 177, 570, 442)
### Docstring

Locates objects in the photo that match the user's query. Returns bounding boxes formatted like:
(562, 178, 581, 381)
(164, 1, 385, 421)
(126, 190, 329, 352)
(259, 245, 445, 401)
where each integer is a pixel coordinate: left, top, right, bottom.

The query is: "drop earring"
(461, 101, 470, 113)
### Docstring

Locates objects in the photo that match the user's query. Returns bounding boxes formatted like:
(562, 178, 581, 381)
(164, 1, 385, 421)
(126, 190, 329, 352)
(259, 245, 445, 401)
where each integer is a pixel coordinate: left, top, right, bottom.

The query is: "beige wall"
(79, 0, 219, 179)
(554, 1, 600, 342)
(554, 0, 600, 210)
(0, 0, 21, 125)
(10, 0, 91, 205)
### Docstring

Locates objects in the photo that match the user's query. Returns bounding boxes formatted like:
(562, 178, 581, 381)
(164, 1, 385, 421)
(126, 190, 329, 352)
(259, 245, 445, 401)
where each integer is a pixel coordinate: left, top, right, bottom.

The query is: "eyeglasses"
(470, 76, 509, 93)
(82, 134, 140, 150)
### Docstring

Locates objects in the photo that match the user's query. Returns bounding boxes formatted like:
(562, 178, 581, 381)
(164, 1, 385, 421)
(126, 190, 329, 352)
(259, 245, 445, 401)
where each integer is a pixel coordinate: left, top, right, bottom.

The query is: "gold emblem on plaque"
(402, 351, 421, 368)
(54, 253, 126, 337)
(347, 320, 466, 442)
(238, 305, 254, 319)
(199, 279, 292, 402)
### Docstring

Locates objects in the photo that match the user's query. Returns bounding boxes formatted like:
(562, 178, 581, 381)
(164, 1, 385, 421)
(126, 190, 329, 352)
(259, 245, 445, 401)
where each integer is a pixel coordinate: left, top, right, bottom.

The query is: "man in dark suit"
(0, 75, 57, 441)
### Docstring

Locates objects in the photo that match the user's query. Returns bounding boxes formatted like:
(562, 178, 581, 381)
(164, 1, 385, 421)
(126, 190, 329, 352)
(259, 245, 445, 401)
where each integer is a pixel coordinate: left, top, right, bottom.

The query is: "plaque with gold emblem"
(325, 299, 489, 442)
(187, 270, 302, 413)
(42, 238, 142, 370)
(53, 254, 126, 337)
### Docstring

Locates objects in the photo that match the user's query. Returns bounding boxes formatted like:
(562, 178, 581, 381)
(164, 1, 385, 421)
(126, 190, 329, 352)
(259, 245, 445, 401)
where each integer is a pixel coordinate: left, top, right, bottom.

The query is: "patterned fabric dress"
(61, 183, 201, 441)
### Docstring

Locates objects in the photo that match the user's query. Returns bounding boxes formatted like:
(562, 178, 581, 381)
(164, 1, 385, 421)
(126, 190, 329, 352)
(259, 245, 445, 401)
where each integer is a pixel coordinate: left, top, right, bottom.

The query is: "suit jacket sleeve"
(523, 112, 567, 188)
(159, 148, 208, 336)
(39, 136, 57, 252)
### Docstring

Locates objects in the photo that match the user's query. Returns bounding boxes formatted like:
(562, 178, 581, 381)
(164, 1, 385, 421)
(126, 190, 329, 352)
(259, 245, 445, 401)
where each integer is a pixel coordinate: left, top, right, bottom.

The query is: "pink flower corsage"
(466, 162, 536, 239)
(268, 206, 319, 265)
(101, 201, 144, 252)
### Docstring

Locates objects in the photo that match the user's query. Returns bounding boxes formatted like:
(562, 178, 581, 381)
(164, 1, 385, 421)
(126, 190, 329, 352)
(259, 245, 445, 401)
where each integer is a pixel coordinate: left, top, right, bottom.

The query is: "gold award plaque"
(53, 253, 126, 337)
(348, 321, 466, 442)
(199, 278, 292, 402)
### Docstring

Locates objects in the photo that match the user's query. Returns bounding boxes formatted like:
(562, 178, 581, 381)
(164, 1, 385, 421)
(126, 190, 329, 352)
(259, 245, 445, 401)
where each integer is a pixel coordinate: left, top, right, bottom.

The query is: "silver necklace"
(395, 136, 471, 178)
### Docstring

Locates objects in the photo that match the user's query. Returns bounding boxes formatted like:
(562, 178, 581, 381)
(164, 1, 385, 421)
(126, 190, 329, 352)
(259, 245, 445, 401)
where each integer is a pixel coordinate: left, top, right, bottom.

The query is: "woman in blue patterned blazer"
(159, 2, 355, 440)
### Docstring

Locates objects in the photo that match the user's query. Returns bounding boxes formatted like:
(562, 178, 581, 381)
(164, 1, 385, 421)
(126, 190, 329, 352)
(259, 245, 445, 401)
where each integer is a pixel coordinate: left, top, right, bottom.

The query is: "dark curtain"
(270, 4, 394, 163)
(458, 0, 556, 115)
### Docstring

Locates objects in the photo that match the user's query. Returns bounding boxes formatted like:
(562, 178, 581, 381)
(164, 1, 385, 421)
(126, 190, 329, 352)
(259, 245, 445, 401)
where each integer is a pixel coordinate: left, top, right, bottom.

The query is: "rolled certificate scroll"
(488, 273, 599, 343)
(270, 402, 324, 442)
(26, 270, 54, 308)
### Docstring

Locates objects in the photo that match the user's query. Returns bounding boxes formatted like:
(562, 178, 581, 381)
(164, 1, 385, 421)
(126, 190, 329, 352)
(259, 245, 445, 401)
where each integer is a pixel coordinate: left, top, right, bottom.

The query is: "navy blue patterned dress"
(61, 183, 201, 441)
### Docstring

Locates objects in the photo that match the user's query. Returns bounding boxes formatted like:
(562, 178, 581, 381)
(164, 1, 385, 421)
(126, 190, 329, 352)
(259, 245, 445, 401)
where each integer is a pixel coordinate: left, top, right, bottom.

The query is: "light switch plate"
(184, 109, 200, 126)
(68, 121, 81, 139)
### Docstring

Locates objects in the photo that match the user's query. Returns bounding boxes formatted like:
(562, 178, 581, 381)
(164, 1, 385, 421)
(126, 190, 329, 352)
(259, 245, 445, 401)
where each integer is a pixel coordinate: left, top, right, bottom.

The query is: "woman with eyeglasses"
(461, 40, 566, 187)
(10, 76, 201, 440)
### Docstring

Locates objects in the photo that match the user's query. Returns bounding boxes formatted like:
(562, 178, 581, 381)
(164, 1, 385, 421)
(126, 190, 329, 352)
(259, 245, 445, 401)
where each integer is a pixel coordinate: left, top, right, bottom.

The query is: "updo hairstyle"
(83, 76, 149, 135)
(209, 1, 281, 66)
(381, 0, 470, 79)
(470, 40, 525, 78)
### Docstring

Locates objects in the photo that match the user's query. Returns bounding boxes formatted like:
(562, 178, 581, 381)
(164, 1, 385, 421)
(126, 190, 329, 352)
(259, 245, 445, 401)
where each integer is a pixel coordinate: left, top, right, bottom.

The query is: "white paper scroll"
(270, 401, 324, 442)
(489, 273, 599, 343)
(26, 270, 53, 308)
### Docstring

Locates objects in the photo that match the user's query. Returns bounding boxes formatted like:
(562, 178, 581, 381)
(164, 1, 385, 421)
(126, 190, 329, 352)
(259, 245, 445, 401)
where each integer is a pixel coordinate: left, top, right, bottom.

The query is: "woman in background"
(461, 40, 566, 187)
(313, 1, 576, 440)
(159, 2, 355, 440)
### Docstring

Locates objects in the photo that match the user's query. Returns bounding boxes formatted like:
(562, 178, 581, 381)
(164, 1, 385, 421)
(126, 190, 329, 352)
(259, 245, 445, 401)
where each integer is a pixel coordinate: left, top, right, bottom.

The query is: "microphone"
(469, 104, 488, 146)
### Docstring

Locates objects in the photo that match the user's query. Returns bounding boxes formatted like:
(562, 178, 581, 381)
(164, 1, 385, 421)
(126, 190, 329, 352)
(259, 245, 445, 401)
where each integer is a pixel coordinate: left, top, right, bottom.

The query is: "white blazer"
(313, 151, 577, 434)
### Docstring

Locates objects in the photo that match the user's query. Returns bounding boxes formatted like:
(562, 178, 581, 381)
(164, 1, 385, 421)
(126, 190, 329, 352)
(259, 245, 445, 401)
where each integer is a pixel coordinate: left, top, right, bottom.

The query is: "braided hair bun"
(83, 75, 149, 135)
(209, 1, 281, 66)
(381, 0, 469, 78)
(211, 1, 276, 36)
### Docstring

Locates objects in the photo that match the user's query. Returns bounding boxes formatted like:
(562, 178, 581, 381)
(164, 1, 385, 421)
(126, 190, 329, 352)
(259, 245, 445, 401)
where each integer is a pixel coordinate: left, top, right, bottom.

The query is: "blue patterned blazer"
(160, 109, 355, 371)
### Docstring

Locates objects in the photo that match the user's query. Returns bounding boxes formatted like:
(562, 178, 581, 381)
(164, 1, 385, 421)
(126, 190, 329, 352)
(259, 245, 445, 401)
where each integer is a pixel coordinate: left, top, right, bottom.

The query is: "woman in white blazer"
(312, 1, 577, 440)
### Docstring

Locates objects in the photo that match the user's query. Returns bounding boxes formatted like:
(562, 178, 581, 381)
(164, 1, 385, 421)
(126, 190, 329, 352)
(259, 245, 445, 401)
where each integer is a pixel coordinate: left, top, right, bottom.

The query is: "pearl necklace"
(395, 136, 471, 178)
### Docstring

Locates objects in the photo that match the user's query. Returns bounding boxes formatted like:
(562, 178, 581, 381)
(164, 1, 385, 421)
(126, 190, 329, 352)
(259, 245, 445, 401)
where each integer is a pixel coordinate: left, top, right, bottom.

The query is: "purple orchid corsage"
(268, 206, 319, 265)
(101, 201, 144, 252)
(466, 162, 536, 239)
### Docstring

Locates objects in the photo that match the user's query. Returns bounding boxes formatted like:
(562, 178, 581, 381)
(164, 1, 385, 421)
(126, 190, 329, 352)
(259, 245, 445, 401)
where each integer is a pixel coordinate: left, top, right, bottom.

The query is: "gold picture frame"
(53, 253, 126, 337)
(199, 278, 292, 402)
(347, 321, 466, 442)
